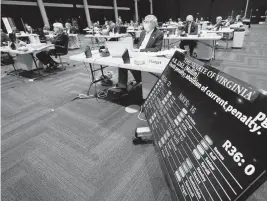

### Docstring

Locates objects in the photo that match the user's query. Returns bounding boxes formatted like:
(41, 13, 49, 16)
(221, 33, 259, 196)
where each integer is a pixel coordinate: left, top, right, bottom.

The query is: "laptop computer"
(105, 40, 133, 58)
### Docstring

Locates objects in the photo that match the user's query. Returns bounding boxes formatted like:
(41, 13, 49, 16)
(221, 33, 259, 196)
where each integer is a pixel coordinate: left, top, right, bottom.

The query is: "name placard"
(143, 51, 267, 201)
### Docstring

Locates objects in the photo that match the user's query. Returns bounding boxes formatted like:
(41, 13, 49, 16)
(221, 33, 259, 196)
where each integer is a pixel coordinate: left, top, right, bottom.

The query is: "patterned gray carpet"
(2, 24, 267, 201)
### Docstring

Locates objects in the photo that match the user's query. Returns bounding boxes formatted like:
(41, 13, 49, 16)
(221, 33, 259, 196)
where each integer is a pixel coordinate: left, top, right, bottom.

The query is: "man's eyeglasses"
(143, 20, 152, 24)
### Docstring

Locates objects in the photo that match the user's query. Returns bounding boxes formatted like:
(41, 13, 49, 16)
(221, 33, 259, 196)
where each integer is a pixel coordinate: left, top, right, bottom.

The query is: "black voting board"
(143, 51, 267, 201)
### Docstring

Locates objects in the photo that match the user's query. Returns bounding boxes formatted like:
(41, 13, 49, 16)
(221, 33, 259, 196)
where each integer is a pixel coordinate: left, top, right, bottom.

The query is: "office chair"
(1, 52, 23, 76)
(1, 52, 15, 67)
(53, 36, 69, 70)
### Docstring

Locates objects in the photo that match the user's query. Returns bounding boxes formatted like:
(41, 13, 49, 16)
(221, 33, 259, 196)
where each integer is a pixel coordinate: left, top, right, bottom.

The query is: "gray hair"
(53, 23, 64, 30)
(217, 16, 222, 21)
(144, 15, 158, 27)
(186, 15, 194, 22)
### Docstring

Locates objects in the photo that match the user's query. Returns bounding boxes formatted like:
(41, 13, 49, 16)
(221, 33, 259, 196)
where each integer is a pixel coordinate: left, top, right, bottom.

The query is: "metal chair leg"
(58, 56, 66, 70)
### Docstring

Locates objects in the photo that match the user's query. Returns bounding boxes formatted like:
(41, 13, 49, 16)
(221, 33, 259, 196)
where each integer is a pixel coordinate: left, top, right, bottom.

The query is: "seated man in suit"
(112, 14, 164, 94)
(36, 23, 69, 71)
(179, 15, 198, 57)
(214, 16, 224, 30)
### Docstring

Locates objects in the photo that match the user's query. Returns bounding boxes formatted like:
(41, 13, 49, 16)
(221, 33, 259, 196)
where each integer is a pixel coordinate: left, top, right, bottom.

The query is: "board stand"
(133, 126, 153, 145)
(132, 72, 161, 145)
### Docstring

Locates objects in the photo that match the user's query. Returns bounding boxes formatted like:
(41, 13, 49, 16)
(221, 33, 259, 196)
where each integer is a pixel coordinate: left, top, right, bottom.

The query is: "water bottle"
(10, 42, 16, 50)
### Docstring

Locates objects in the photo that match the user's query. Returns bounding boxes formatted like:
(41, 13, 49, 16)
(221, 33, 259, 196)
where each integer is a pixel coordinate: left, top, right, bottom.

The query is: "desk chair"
(1, 52, 15, 68)
(1, 52, 24, 76)
(52, 37, 70, 70)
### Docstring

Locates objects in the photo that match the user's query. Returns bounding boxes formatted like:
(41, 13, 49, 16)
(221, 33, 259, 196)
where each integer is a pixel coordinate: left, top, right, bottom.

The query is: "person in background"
(117, 16, 122, 25)
(1, 29, 10, 46)
(179, 15, 198, 57)
(235, 15, 243, 27)
(214, 16, 223, 30)
(36, 23, 69, 71)
(224, 16, 233, 26)
(9, 27, 18, 43)
(25, 24, 33, 34)
(65, 22, 72, 34)
(235, 15, 242, 22)
(111, 14, 164, 95)
(102, 21, 109, 29)
(135, 21, 140, 29)
(128, 20, 135, 29)
(169, 18, 173, 24)
(101, 21, 116, 35)
(66, 22, 78, 34)
(200, 17, 204, 22)
(177, 18, 183, 26)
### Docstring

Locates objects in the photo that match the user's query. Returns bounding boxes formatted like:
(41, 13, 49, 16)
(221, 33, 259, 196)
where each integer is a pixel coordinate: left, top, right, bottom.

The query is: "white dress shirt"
(139, 28, 154, 50)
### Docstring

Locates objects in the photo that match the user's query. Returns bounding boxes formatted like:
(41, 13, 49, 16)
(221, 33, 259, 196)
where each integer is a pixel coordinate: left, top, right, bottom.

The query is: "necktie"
(188, 23, 191, 34)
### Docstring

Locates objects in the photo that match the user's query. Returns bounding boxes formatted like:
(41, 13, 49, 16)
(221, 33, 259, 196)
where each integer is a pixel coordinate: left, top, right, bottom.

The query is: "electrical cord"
(138, 105, 147, 121)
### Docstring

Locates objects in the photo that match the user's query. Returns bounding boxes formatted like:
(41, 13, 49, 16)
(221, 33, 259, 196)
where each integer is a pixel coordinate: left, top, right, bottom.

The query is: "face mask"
(143, 23, 151, 32)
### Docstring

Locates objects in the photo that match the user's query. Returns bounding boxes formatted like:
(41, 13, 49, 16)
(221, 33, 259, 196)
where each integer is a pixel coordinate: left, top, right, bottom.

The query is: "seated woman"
(36, 23, 69, 71)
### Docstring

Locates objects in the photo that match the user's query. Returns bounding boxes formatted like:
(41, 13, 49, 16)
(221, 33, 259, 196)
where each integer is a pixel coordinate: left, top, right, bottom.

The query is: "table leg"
(100, 64, 105, 77)
(133, 72, 160, 145)
(72, 63, 109, 101)
(30, 53, 41, 76)
(226, 34, 229, 49)
(91, 38, 94, 49)
(213, 40, 216, 60)
(89, 63, 95, 83)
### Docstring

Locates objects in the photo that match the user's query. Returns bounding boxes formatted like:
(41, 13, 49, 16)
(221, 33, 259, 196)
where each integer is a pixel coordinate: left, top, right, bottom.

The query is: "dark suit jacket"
(8, 32, 17, 43)
(214, 21, 224, 30)
(51, 32, 69, 54)
(138, 28, 164, 52)
(183, 22, 198, 35)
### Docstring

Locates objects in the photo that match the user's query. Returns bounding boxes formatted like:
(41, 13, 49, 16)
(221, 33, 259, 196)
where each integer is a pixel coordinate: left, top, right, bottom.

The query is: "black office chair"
(1, 52, 23, 76)
(53, 36, 69, 70)
(1, 52, 15, 67)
